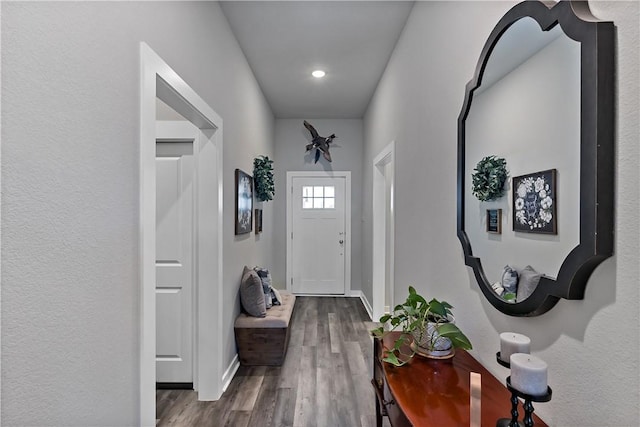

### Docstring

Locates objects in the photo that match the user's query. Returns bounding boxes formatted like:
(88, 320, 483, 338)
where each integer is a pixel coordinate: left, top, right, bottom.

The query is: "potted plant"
(372, 286, 472, 366)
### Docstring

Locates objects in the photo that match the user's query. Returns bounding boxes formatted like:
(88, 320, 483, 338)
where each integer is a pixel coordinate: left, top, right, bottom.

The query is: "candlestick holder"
(496, 351, 510, 368)
(496, 376, 552, 427)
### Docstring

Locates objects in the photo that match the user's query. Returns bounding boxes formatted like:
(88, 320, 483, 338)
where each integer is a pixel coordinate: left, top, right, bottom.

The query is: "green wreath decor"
(253, 155, 275, 202)
(471, 155, 507, 201)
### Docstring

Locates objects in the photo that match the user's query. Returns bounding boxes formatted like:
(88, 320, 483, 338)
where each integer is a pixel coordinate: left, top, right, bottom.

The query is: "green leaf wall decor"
(253, 156, 275, 202)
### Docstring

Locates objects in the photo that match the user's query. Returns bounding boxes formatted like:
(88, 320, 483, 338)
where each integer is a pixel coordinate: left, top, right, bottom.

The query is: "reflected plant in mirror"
(456, 0, 614, 316)
(472, 155, 508, 201)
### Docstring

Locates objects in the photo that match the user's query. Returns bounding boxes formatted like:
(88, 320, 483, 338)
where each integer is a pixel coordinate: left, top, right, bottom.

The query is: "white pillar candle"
(510, 353, 548, 396)
(499, 332, 531, 363)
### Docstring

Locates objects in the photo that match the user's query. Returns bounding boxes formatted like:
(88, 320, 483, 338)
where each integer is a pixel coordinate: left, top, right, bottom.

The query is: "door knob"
(339, 240, 344, 244)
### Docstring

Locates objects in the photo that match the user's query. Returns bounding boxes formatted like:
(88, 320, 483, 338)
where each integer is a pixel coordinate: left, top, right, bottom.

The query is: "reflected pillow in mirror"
(501, 265, 519, 294)
(491, 281, 505, 296)
(517, 265, 542, 302)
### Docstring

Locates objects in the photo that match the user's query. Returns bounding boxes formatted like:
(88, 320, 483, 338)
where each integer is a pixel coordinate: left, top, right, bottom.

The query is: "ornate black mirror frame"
(457, 0, 614, 316)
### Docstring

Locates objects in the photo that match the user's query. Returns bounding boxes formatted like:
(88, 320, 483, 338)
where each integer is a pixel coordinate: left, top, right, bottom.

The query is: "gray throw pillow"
(254, 267, 273, 309)
(501, 265, 519, 294)
(517, 265, 542, 302)
(271, 287, 283, 306)
(240, 266, 266, 317)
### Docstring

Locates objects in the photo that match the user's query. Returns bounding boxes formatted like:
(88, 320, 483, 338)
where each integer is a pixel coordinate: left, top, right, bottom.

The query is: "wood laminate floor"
(156, 296, 391, 427)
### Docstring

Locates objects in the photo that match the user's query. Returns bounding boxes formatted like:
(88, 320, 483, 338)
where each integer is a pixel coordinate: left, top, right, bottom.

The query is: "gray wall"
(363, 1, 639, 425)
(1, 2, 274, 425)
(273, 119, 363, 293)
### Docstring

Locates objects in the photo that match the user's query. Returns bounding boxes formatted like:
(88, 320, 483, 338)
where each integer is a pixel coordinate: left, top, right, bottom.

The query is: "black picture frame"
(255, 209, 263, 234)
(512, 169, 557, 234)
(235, 169, 253, 235)
(486, 209, 502, 234)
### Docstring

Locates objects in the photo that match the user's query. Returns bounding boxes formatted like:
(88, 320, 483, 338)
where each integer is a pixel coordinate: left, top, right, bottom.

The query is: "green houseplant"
(372, 286, 472, 366)
(253, 155, 275, 202)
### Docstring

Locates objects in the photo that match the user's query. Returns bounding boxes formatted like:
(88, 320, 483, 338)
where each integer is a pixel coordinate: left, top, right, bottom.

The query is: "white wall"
(1, 2, 274, 425)
(273, 119, 363, 293)
(363, 1, 639, 425)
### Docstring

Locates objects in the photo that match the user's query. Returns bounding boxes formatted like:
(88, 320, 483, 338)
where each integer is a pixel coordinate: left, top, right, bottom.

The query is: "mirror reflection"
(464, 18, 581, 302)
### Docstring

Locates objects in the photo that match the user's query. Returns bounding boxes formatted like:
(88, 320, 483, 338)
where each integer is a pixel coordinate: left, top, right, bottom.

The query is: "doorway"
(155, 124, 197, 386)
(140, 43, 224, 426)
(372, 141, 395, 321)
(286, 171, 351, 295)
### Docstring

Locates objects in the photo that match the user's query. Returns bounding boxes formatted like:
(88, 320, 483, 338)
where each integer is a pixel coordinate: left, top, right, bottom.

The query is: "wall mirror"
(457, 0, 614, 316)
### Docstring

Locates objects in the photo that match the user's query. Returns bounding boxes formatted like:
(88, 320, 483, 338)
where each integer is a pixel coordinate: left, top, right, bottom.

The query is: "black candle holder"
(496, 377, 552, 427)
(496, 351, 511, 368)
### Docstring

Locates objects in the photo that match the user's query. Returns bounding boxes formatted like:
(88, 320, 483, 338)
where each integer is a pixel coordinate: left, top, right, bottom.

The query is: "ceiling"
(220, 1, 415, 119)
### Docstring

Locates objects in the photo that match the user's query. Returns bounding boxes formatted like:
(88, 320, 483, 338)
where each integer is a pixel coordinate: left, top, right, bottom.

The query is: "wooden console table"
(373, 332, 548, 427)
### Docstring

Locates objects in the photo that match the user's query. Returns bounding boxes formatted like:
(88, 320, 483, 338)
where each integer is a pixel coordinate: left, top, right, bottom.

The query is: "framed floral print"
(235, 169, 253, 235)
(512, 169, 557, 234)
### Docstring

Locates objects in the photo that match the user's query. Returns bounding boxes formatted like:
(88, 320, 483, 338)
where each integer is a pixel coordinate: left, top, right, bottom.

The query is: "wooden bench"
(234, 291, 296, 366)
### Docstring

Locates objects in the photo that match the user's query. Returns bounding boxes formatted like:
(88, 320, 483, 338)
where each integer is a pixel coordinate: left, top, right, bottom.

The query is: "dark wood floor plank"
(328, 312, 343, 354)
(247, 374, 279, 427)
(272, 387, 295, 427)
(302, 298, 318, 347)
(156, 296, 374, 427)
(224, 410, 251, 427)
(293, 345, 317, 427)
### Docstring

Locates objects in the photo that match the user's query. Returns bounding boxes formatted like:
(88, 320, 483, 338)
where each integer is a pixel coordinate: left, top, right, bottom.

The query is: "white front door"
(290, 176, 347, 294)
(156, 142, 194, 383)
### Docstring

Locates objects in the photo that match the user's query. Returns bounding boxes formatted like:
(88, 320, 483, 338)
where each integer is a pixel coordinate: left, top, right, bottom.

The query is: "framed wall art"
(235, 169, 253, 235)
(486, 209, 502, 234)
(255, 209, 263, 234)
(512, 169, 557, 234)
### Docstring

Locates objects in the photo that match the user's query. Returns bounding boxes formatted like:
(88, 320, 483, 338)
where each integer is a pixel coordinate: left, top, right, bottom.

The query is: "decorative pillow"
(517, 265, 542, 302)
(271, 287, 283, 306)
(501, 265, 519, 295)
(240, 266, 266, 317)
(254, 267, 273, 309)
(491, 281, 505, 296)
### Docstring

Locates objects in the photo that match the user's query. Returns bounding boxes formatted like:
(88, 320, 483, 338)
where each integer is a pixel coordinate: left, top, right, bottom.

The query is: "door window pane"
(301, 185, 336, 209)
(324, 186, 335, 197)
(303, 197, 313, 209)
(303, 186, 313, 197)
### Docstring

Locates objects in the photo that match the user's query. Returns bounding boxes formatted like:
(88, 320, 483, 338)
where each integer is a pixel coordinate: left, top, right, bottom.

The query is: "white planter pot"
(411, 317, 454, 357)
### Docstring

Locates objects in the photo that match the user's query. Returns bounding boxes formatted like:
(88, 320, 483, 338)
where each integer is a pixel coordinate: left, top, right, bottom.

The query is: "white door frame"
(286, 171, 351, 295)
(140, 43, 224, 426)
(372, 141, 395, 321)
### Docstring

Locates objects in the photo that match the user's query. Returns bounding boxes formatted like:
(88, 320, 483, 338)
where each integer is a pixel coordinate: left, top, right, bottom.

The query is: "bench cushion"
(235, 292, 295, 328)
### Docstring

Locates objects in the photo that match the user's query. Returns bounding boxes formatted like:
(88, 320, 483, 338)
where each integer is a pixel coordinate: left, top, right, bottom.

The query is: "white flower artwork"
(512, 169, 557, 234)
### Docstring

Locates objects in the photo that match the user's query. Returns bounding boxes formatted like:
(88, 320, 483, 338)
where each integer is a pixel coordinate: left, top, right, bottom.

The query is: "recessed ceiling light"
(312, 70, 326, 78)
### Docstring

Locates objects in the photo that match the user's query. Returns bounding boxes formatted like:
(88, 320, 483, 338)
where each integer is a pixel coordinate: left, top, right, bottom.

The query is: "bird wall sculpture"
(303, 120, 337, 163)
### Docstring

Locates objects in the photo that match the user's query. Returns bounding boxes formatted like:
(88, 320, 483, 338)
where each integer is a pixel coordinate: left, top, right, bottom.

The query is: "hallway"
(156, 297, 386, 427)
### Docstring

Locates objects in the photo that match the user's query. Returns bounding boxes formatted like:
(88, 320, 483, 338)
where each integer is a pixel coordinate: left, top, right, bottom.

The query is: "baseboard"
(156, 382, 193, 390)
(221, 354, 240, 393)
(348, 290, 373, 320)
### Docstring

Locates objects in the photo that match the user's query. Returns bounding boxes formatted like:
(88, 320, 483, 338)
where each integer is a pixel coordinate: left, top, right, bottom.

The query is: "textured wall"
(273, 119, 363, 292)
(363, 1, 639, 425)
(1, 2, 274, 425)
